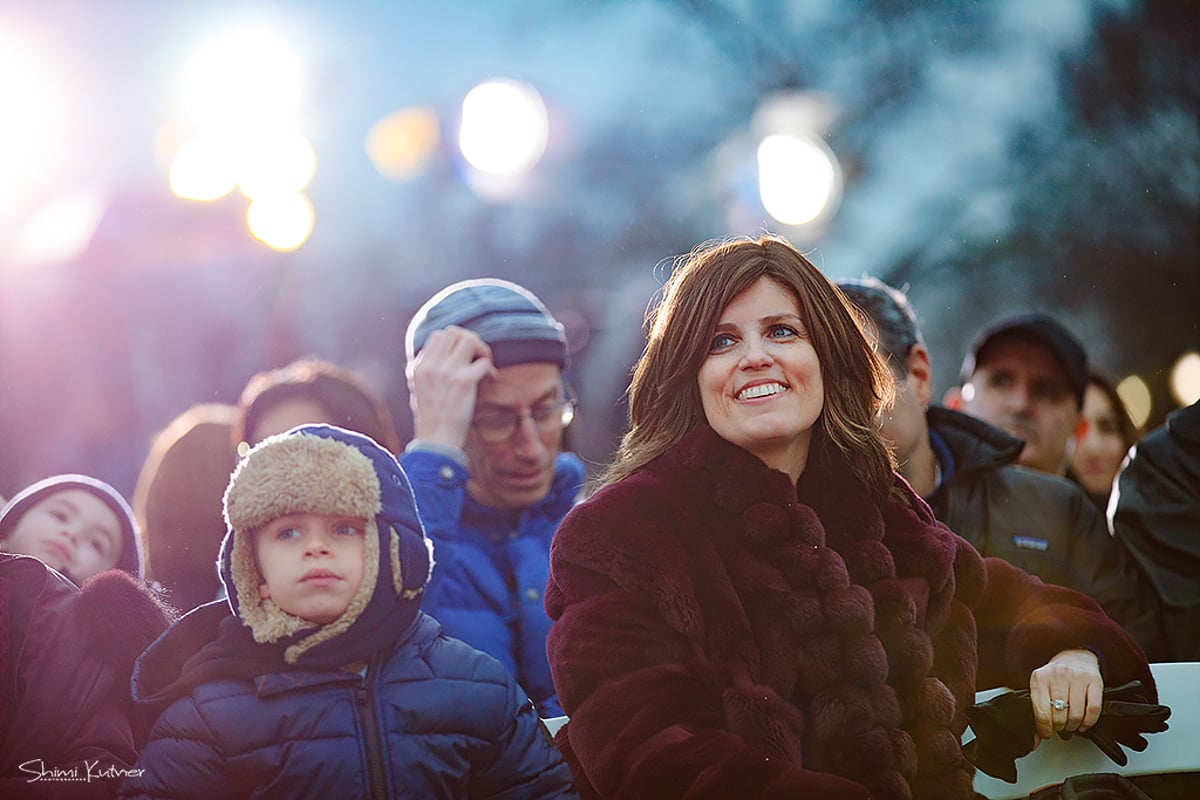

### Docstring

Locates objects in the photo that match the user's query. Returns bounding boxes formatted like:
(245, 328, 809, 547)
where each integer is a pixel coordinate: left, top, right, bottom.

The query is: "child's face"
(2, 489, 123, 582)
(254, 512, 367, 625)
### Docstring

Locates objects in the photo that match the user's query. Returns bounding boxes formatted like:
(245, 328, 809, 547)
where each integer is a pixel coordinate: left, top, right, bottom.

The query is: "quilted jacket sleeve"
(469, 689, 579, 800)
(117, 696, 235, 800)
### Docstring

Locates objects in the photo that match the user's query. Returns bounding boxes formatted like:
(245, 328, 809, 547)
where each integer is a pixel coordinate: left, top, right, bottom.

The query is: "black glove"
(963, 690, 1037, 782)
(1058, 680, 1171, 767)
(962, 680, 1172, 782)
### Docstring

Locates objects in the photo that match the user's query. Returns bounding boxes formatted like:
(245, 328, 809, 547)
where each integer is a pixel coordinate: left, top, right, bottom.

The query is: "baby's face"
(254, 512, 367, 624)
(3, 489, 123, 582)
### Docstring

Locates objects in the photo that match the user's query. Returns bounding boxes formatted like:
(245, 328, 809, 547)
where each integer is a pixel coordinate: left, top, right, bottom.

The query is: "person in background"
(1, 554, 174, 799)
(0, 474, 143, 585)
(118, 425, 576, 800)
(948, 312, 1088, 476)
(403, 278, 584, 719)
(233, 356, 402, 456)
(1109, 399, 1200, 662)
(837, 277, 1160, 655)
(132, 403, 239, 611)
(545, 235, 1154, 800)
(1069, 371, 1139, 511)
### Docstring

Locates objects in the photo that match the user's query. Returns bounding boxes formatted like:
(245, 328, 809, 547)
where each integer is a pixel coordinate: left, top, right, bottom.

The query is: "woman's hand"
(1029, 648, 1104, 747)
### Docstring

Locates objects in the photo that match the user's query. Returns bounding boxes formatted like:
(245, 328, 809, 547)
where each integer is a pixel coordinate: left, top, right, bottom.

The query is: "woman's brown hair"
(604, 234, 897, 504)
(235, 357, 402, 455)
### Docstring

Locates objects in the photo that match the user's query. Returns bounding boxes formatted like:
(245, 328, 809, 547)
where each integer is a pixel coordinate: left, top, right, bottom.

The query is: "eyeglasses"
(471, 399, 576, 445)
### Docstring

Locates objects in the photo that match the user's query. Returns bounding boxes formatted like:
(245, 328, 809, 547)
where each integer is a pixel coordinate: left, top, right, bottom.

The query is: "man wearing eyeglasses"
(403, 278, 585, 718)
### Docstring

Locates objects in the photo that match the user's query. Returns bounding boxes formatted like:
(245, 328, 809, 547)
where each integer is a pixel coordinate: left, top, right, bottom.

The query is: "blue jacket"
(119, 606, 577, 800)
(400, 450, 584, 718)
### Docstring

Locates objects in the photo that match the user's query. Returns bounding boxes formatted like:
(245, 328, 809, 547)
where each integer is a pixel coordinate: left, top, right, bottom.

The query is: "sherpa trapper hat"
(0, 474, 143, 579)
(960, 312, 1088, 409)
(219, 424, 434, 666)
(405, 278, 568, 369)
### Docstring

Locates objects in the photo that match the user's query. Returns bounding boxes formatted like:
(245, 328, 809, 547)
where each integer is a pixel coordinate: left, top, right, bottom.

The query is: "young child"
(0, 474, 143, 584)
(1, 555, 173, 798)
(119, 424, 578, 799)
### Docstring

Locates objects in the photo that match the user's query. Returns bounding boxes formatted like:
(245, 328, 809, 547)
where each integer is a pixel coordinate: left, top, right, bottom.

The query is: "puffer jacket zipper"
(355, 656, 387, 799)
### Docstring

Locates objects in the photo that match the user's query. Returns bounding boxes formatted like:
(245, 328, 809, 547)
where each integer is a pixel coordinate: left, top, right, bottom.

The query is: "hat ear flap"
(388, 522, 433, 600)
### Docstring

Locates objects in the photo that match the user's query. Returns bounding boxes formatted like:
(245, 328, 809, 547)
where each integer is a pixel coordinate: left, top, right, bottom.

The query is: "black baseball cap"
(959, 313, 1088, 408)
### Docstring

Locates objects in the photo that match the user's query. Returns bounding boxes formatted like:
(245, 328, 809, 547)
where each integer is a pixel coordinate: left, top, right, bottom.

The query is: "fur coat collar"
(551, 426, 988, 799)
(549, 426, 1152, 799)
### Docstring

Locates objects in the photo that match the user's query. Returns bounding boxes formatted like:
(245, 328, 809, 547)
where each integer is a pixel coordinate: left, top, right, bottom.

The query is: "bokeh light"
(246, 192, 314, 251)
(182, 26, 303, 132)
(459, 79, 549, 175)
(0, 32, 62, 210)
(169, 136, 240, 201)
(14, 187, 106, 268)
(238, 130, 317, 199)
(1169, 351, 1200, 407)
(366, 106, 441, 181)
(757, 133, 840, 226)
(1116, 374, 1153, 429)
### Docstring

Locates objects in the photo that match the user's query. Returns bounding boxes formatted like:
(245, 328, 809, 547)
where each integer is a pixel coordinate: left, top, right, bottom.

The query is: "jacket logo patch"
(1013, 535, 1049, 551)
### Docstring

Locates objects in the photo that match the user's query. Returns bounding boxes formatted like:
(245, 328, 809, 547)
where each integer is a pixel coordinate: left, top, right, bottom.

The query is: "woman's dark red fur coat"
(545, 426, 1153, 800)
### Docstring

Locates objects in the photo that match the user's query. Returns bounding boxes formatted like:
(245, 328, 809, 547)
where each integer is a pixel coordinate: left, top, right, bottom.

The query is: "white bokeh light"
(458, 79, 549, 175)
(169, 135, 240, 201)
(757, 133, 840, 226)
(238, 130, 317, 199)
(182, 26, 303, 132)
(0, 33, 63, 211)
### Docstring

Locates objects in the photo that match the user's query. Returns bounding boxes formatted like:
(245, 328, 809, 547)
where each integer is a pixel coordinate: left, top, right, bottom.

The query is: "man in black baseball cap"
(948, 312, 1089, 476)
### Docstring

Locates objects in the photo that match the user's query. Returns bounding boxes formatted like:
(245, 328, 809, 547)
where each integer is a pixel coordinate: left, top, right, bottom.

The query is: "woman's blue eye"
(769, 324, 798, 338)
(710, 333, 736, 351)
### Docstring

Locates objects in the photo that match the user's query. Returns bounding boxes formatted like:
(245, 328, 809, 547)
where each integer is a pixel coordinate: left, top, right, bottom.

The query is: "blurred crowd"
(1, 247, 1196, 799)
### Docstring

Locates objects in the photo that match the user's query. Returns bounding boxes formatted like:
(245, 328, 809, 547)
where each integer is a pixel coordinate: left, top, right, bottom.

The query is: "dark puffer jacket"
(546, 426, 1153, 800)
(119, 425, 577, 800)
(1110, 399, 1200, 661)
(1, 555, 174, 800)
(122, 606, 575, 799)
(924, 406, 1160, 653)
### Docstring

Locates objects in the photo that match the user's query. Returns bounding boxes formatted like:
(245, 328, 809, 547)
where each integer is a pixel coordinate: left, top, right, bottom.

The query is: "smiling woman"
(696, 275, 824, 482)
(543, 234, 1158, 800)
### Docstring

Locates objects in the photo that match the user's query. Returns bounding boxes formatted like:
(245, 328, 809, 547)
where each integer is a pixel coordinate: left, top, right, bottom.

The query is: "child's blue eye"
(335, 523, 363, 537)
(276, 527, 301, 540)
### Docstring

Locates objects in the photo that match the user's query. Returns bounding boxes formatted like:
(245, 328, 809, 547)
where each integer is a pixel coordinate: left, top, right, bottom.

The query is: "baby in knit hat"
(0, 473, 143, 583)
(1, 476, 171, 795)
(120, 424, 578, 800)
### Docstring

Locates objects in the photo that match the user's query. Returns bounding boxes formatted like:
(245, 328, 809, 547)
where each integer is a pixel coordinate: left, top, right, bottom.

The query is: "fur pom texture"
(76, 568, 176, 676)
